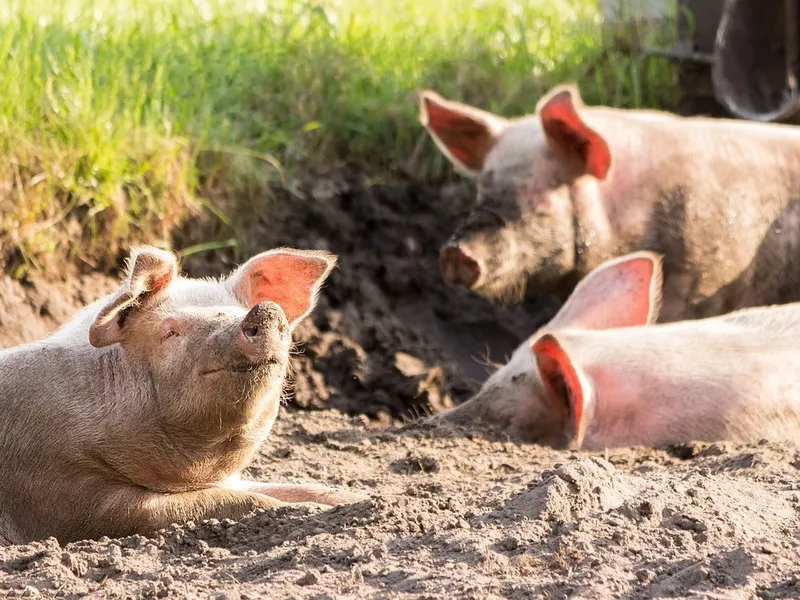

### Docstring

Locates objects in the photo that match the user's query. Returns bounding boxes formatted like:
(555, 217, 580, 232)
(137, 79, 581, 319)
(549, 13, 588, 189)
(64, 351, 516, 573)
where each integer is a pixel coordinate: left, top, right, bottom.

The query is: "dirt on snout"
(0, 175, 798, 599)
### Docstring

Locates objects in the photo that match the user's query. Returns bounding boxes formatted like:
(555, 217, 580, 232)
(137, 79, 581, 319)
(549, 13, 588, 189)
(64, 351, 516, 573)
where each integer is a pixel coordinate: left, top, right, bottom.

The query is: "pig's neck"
(93, 350, 280, 493)
(567, 138, 657, 279)
(568, 175, 616, 279)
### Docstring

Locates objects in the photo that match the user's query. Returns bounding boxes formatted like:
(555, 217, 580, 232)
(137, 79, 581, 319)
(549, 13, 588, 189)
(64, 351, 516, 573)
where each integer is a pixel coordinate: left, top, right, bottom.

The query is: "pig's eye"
(161, 330, 180, 342)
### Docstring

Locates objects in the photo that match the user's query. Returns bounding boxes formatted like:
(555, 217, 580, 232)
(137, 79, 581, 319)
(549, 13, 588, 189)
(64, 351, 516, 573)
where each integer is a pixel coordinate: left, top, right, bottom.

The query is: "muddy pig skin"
(0, 246, 366, 545)
(420, 83, 800, 322)
(431, 251, 800, 450)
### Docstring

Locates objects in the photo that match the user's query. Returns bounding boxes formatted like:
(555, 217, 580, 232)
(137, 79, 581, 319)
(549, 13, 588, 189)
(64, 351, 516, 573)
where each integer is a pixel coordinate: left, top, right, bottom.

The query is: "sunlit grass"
(0, 0, 679, 274)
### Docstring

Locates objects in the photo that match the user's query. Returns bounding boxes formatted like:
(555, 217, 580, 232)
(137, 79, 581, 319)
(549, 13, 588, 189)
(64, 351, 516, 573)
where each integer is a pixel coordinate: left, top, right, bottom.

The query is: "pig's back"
(586, 105, 800, 143)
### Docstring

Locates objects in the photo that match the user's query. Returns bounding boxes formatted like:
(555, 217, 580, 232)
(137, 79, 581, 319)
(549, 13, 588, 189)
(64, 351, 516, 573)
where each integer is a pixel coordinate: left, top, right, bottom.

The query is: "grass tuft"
(0, 0, 680, 274)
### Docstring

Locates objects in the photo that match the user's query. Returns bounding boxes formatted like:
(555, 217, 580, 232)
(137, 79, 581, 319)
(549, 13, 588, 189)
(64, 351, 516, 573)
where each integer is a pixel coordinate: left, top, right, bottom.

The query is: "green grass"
(0, 0, 679, 275)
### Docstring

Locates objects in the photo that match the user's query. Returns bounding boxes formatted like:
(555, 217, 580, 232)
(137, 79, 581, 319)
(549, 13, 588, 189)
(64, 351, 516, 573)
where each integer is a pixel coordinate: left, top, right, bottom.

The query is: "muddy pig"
(419, 83, 800, 321)
(0, 245, 366, 545)
(429, 251, 800, 449)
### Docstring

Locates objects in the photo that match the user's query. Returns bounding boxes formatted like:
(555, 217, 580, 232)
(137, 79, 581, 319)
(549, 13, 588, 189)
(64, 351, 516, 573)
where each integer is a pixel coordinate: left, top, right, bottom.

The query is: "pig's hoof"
(324, 490, 370, 505)
(297, 488, 370, 506)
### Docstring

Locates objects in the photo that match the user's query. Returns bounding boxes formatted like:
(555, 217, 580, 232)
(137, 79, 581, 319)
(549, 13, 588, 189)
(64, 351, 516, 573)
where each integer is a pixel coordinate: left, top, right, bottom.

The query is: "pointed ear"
(418, 90, 508, 177)
(531, 333, 591, 450)
(537, 84, 611, 180)
(547, 251, 663, 331)
(226, 248, 337, 327)
(89, 246, 178, 348)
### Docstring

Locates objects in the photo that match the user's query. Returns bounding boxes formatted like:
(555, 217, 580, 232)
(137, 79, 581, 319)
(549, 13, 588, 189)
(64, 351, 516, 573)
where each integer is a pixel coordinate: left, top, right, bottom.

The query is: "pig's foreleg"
(88, 486, 321, 540)
(232, 480, 368, 505)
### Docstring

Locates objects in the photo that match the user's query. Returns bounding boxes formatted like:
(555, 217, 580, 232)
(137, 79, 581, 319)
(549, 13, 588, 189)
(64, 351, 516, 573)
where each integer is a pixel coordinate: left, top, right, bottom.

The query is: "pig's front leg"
(87, 486, 326, 541)
(233, 480, 369, 506)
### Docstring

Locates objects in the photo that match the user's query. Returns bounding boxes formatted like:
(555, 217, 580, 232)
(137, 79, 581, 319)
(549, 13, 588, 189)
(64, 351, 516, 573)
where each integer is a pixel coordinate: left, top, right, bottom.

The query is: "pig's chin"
(472, 271, 528, 307)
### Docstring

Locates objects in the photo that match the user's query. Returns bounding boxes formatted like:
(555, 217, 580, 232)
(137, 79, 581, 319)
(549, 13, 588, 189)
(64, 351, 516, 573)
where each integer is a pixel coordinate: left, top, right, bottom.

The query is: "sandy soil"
(0, 175, 798, 599)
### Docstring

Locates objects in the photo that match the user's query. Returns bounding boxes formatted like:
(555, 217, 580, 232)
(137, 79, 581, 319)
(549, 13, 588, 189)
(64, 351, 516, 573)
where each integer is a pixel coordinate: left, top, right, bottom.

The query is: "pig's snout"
(236, 302, 289, 364)
(440, 243, 482, 288)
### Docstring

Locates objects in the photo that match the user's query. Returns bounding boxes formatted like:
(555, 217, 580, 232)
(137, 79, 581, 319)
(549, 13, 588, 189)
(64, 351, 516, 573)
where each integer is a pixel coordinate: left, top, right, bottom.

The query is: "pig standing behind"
(0, 246, 364, 546)
(420, 84, 800, 322)
(430, 252, 800, 449)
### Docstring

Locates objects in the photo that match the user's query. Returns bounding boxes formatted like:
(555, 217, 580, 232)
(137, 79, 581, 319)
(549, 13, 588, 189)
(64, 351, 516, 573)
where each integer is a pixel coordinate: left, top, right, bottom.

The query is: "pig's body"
(0, 247, 364, 545)
(559, 109, 800, 320)
(431, 252, 800, 449)
(421, 85, 800, 321)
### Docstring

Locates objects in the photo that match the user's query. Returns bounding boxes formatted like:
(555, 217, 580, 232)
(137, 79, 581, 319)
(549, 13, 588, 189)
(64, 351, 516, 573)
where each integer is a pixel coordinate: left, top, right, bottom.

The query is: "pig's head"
(87, 245, 336, 433)
(434, 251, 661, 449)
(419, 84, 611, 303)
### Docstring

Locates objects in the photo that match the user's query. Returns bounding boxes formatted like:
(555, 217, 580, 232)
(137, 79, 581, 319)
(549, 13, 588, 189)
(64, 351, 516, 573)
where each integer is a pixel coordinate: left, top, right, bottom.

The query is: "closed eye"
(161, 330, 180, 342)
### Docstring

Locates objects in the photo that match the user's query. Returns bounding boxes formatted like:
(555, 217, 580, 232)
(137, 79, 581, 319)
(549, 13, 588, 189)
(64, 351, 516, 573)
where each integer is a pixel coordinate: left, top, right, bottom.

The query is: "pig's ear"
(531, 333, 591, 449)
(226, 248, 337, 327)
(89, 246, 178, 347)
(537, 84, 611, 180)
(418, 90, 508, 177)
(547, 251, 663, 330)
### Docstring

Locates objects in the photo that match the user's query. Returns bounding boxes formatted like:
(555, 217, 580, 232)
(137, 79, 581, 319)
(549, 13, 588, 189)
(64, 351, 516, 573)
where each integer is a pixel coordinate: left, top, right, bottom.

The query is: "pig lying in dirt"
(0, 246, 365, 545)
(429, 251, 800, 450)
(420, 83, 800, 322)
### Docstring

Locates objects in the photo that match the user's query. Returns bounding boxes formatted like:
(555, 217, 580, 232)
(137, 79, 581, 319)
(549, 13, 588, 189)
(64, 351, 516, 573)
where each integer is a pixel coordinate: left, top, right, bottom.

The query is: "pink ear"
(547, 251, 663, 331)
(419, 90, 507, 176)
(227, 248, 337, 326)
(531, 333, 587, 447)
(538, 87, 611, 179)
(89, 246, 178, 348)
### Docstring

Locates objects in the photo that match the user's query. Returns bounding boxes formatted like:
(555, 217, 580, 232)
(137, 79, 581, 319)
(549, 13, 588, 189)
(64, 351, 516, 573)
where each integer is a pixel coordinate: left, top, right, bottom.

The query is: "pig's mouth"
(472, 270, 528, 306)
(201, 357, 284, 376)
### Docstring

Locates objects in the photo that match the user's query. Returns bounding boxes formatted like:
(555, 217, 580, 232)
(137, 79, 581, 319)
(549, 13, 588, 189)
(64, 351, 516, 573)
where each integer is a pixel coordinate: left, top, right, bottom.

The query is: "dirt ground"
(0, 175, 798, 599)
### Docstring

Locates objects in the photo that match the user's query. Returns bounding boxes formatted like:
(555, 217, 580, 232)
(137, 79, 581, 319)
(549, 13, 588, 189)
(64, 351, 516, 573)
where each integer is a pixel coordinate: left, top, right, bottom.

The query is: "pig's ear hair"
(418, 90, 508, 177)
(547, 251, 663, 330)
(531, 333, 591, 450)
(89, 246, 178, 348)
(537, 84, 611, 180)
(226, 248, 337, 328)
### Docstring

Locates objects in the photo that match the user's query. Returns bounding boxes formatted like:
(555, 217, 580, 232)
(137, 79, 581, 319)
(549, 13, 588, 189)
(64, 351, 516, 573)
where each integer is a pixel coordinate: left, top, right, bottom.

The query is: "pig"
(0, 245, 366, 545)
(419, 83, 800, 322)
(428, 251, 800, 450)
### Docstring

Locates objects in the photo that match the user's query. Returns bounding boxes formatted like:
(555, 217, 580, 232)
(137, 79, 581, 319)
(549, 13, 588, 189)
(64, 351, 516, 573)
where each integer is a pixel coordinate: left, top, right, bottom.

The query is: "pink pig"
(0, 245, 365, 545)
(420, 84, 800, 322)
(430, 252, 800, 449)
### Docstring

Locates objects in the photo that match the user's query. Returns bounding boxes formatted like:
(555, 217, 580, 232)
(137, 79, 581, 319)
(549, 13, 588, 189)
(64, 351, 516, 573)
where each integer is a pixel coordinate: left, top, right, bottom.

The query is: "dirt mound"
(502, 457, 642, 521)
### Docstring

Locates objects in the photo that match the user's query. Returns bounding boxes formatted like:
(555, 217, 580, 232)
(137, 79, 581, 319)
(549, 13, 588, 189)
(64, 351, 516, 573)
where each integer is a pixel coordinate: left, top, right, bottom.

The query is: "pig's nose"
(440, 244, 482, 288)
(237, 302, 288, 362)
